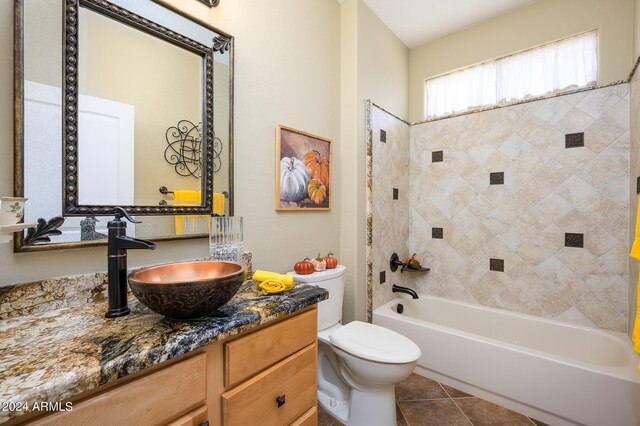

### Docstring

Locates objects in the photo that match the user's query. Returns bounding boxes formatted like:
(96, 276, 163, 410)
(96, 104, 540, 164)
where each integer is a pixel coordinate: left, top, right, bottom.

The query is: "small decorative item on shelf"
(323, 253, 338, 269)
(0, 197, 37, 244)
(390, 252, 430, 273)
(404, 253, 421, 270)
(311, 253, 327, 272)
(294, 258, 315, 275)
(0, 197, 27, 226)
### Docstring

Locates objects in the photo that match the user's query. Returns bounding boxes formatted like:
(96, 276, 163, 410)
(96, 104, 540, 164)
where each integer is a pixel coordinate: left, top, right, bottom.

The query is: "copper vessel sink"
(128, 260, 248, 320)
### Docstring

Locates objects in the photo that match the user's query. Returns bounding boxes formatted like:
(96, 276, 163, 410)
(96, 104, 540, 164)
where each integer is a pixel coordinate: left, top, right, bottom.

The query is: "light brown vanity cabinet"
(17, 306, 318, 426)
(221, 308, 318, 426)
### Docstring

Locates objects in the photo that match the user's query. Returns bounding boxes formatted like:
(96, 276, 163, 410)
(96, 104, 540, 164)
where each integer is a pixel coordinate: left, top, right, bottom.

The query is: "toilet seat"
(329, 321, 421, 364)
(318, 323, 343, 344)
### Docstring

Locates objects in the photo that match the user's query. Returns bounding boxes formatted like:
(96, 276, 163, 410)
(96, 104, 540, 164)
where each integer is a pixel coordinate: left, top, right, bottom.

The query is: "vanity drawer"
(290, 406, 318, 426)
(33, 353, 206, 426)
(224, 307, 317, 387)
(165, 405, 208, 426)
(221, 343, 317, 426)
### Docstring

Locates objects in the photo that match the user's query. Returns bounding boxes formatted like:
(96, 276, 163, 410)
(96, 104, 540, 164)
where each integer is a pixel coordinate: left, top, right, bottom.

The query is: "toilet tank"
(288, 265, 345, 330)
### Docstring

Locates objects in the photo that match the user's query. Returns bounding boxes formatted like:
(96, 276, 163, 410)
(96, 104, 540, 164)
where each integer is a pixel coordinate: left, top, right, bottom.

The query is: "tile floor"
(317, 373, 549, 426)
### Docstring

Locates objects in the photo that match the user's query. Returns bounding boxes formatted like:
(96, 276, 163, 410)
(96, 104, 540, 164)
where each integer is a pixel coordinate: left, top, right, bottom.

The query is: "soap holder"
(389, 252, 430, 273)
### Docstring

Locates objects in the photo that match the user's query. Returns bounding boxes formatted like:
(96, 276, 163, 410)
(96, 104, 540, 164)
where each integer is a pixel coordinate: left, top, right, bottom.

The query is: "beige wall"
(340, 0, 409, 322)
(409, 0, 634, 122)
(79, 8, 202, 205)
(630, 70, 640, 337)
(1, 0, 341, 286)
(635, 0, 640, 59)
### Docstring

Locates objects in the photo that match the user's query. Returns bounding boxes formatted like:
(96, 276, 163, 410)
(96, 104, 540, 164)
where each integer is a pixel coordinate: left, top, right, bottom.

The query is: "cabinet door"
(32, 353, 206, 426)
(222, 344, 317, 426)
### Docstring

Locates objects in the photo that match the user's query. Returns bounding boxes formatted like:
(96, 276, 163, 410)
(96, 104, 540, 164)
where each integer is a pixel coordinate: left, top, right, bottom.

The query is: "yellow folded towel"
(258, 279, 293, 294)
(252, 270, 294, 287)
(214, 193, 225, 216)
(630, 201, 640, 358)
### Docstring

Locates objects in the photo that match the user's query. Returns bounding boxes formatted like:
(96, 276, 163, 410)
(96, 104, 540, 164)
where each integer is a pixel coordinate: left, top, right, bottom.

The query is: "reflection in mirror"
(15, 0, 234, 251)
(77, 6, 203, 206)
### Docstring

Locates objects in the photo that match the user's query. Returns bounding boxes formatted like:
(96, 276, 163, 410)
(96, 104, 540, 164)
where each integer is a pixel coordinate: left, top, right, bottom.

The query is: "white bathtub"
(373, 296, 640, 426)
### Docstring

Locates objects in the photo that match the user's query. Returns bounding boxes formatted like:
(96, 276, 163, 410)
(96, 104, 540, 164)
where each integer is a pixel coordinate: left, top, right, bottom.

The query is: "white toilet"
(288, 265, 421, 426)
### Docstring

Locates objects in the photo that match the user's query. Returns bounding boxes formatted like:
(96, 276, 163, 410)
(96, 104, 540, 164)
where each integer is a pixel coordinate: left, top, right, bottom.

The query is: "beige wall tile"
(407, 85, 629, 332)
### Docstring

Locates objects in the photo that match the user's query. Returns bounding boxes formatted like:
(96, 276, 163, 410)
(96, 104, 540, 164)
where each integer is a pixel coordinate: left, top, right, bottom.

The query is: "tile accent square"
(490, 172, 504, 185)
(490, 258, 505, 272)
(432, 227, 443, 239)
(379, 270, 386, 284)
(393, 188, 399, 200)
(565, 232, 584, 248)
(565, 132, 584, 148)
(380, 129, 386, 143)
(432, 151, 443, 163)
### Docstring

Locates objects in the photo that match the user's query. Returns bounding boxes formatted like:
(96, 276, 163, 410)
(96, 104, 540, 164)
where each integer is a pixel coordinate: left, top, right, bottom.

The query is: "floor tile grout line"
(395, 402, 409, 426)
(396, 396, 475, 402)
(438, 381, 452, 399)
(450, 396, 475, 426)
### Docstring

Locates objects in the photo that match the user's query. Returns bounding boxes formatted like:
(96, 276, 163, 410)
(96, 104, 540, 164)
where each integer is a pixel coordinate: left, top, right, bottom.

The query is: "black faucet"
(392, 284, 419, 299)
(106, 207, 156, 318)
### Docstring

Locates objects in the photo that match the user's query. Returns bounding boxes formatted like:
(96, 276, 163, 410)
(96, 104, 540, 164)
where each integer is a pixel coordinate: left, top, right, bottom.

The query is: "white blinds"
(425, 31, 598, 118)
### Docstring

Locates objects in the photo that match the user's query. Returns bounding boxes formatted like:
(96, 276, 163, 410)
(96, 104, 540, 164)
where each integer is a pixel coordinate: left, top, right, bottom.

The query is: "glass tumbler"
(209, 216, 244, 262)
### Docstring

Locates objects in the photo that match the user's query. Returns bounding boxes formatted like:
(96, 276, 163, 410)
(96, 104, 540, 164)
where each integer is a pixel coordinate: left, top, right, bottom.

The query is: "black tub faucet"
(106, 207, 156, 318)
(392, 284, 419, 299)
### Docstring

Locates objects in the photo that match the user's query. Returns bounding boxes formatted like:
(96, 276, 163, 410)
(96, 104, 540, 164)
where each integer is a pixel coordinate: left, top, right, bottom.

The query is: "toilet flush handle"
(276, 395, 286, 407)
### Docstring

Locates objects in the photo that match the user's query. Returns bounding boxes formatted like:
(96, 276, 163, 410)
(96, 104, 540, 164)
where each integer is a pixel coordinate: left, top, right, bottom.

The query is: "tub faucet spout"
(392, 284, 419, 299)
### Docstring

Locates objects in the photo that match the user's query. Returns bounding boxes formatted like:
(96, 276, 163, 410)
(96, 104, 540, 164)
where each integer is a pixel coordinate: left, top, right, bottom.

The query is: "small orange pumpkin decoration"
(324, 253, 338, 269)
(303, 150, 330, 189)
(308, 178, 327, 204)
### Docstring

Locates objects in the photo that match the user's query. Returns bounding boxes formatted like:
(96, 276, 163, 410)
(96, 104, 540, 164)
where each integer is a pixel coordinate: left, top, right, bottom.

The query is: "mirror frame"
(65, 0, 216, 216)
(13, 0, 235, 252)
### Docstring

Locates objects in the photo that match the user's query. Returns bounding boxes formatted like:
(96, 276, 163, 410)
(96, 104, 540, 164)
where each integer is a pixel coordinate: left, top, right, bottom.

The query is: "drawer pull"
(198, 422, 209, 426)
(276, 395, 286, 408)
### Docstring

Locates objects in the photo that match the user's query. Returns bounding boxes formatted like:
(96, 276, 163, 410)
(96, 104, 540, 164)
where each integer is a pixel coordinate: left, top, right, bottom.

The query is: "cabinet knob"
(276, 395, 286, 408)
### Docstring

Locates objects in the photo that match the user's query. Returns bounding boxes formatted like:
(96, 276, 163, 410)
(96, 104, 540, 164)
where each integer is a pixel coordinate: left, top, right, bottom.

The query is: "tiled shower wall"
(407, 84, 630, 332)
(367, 104, 410, 320)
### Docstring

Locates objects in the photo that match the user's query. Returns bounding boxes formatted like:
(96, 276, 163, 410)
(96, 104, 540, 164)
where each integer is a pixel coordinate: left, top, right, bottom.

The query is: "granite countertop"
(0, 281, 327, 423)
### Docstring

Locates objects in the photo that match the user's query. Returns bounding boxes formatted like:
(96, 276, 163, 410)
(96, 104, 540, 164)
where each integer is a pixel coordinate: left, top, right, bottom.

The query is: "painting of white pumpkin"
(276, 125, 331, 210)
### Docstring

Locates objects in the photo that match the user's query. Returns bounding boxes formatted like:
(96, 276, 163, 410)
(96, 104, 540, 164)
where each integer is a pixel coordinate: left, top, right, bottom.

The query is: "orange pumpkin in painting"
(303, 150, 330, 189)
(308, 178, 327, 204)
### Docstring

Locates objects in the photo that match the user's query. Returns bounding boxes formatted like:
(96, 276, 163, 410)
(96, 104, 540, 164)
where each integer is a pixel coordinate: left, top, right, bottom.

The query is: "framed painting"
(276, 125, 331, 211)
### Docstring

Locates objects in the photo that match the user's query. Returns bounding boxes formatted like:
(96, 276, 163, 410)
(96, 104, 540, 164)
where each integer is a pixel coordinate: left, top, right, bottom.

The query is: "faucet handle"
(113, 207, 141, 224)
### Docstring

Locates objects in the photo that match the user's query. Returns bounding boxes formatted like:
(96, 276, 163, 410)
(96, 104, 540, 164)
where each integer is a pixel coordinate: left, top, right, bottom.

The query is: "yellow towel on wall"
(213, 192, 225, 216)
(629, 201, 640, 358)
(174, 190, 201, 235)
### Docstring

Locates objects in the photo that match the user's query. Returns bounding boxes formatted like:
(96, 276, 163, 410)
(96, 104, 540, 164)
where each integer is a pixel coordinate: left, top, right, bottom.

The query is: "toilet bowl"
(288, 266, 421, 426)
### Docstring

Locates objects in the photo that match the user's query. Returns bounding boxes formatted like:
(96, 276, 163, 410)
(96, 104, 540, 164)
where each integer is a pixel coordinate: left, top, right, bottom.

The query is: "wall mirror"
(14, 0, 234, 251)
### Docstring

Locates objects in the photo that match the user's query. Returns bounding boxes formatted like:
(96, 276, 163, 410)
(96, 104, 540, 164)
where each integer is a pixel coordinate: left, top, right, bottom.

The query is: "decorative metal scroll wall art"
(164, 120, 222, 178)
(62, 0, 219, 216)
(164, 120, 203, 178)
